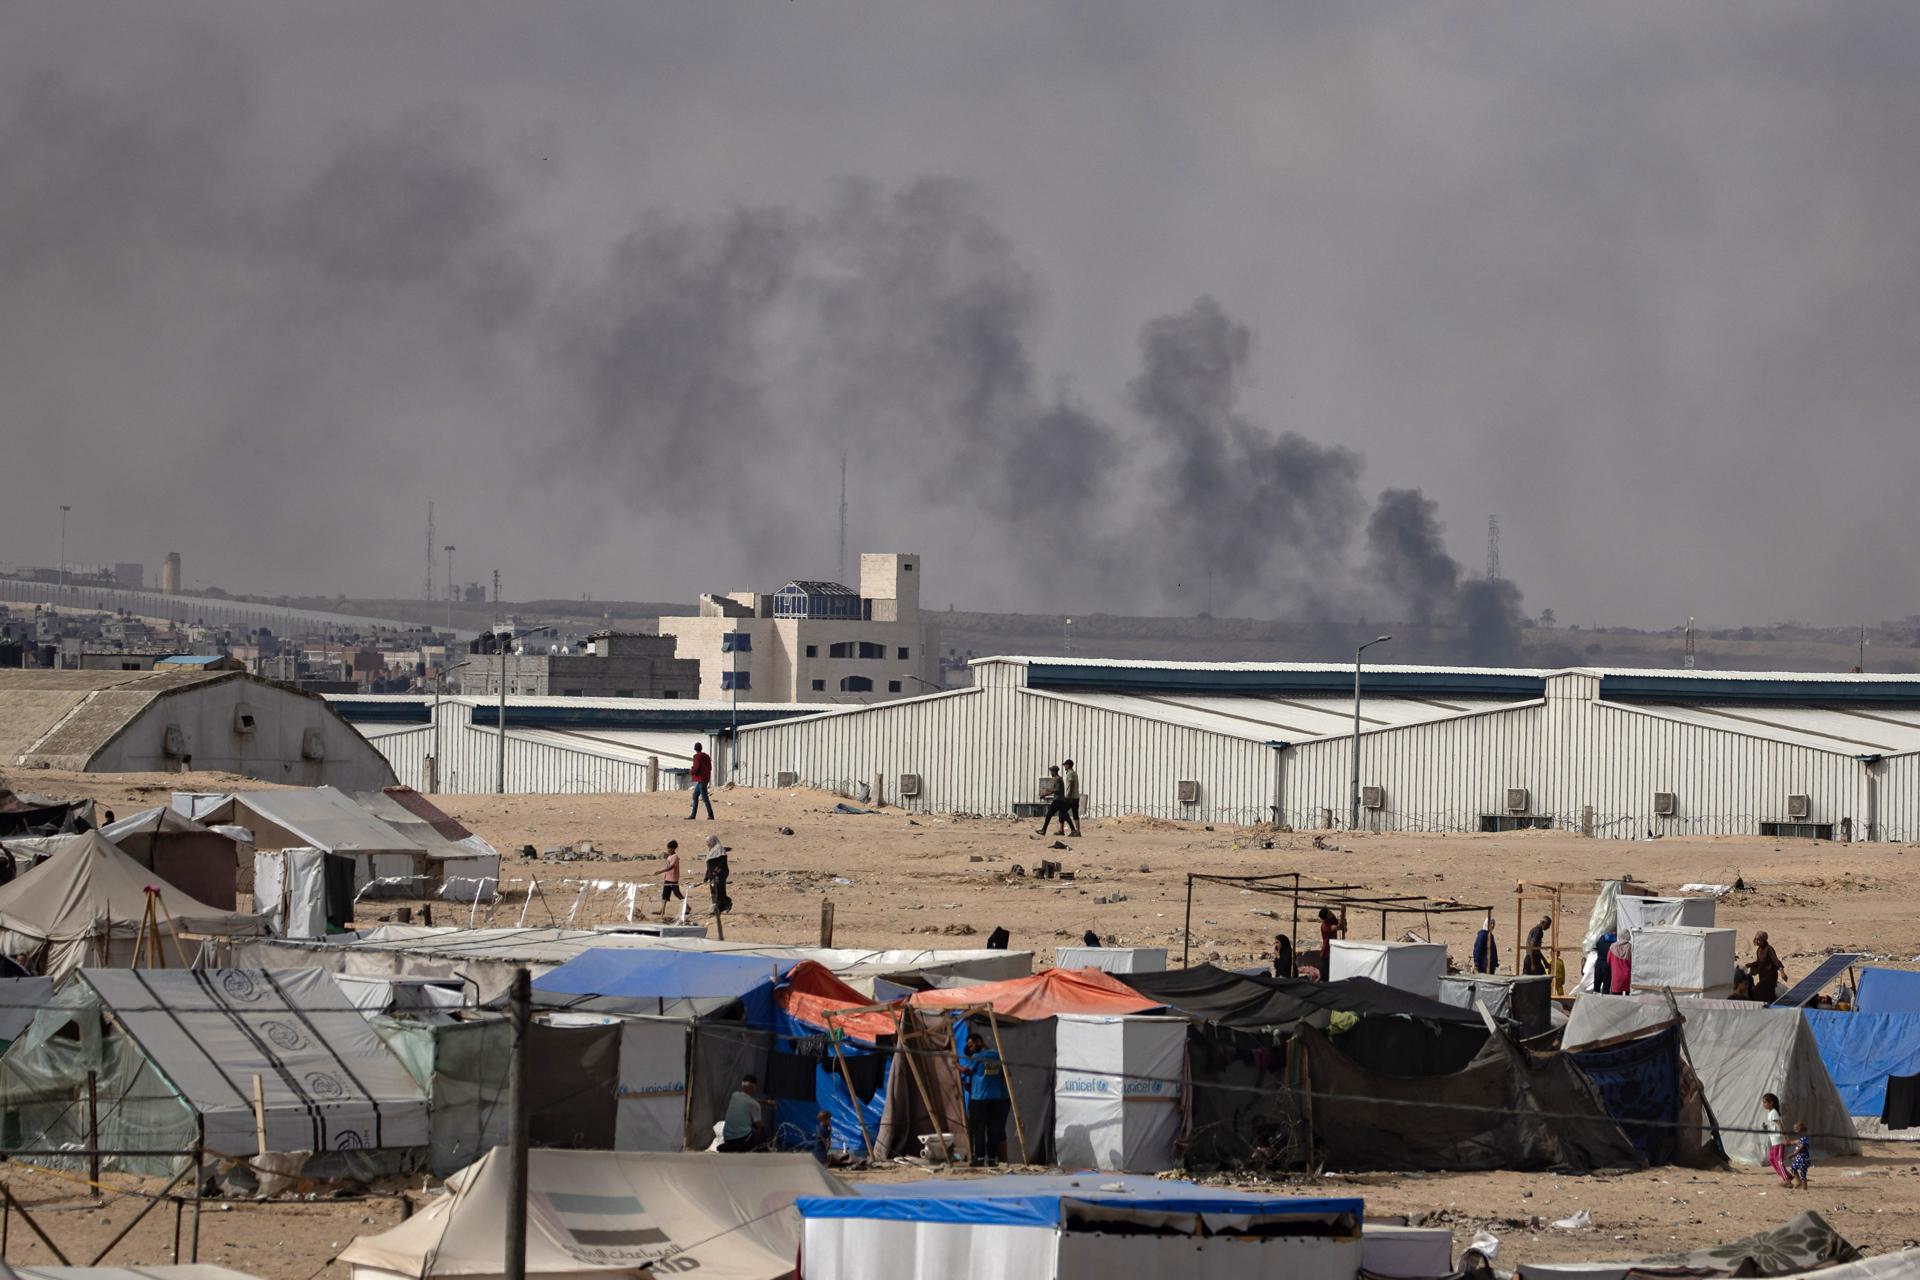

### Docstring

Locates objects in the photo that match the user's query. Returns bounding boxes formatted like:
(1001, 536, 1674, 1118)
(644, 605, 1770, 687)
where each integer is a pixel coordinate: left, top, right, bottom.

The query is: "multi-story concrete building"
(658, 553, 940, 704)
(462, 631, 700, 699)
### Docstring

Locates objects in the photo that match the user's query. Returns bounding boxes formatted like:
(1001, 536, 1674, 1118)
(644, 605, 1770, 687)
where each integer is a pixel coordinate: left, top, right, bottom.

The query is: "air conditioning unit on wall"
(776, 771, 799, 789)
(1361, 786, 1385, 810)
(1505, 788, 1530, 814)
(1787, 794, 1812, 820)
(1177, 780, 1200, 805)
(898, 773, 922, 798)
(1653, 791, 1677, 817)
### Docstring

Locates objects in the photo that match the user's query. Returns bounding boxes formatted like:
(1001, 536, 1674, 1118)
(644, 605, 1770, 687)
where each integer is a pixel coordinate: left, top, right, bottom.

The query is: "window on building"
(828, 640, 887, 660)
(888, 680, 902, 693)
(840, 676, 873, 692)
(805, 644, 818, 658)
(828, 641, 851, 659)
(721, 671, 751, 691)
(897, 646, 910, 660)
(662, 690, 678, 699)
(811, 678, 826, 691)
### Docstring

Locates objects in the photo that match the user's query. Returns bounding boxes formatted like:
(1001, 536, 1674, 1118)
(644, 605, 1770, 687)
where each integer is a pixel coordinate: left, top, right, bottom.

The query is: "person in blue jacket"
(962, 1035, 1010, 1167)
(1472, 910, 1500, 974)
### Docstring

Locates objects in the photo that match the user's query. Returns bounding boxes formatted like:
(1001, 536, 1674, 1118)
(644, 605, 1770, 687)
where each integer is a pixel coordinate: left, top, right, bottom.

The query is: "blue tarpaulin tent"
(1805, 1009, 1920, 1116)
(798, 1174, 1361, 1226)
(1856, 968, 1920, 1016)
(530, 948, 791, 1022)
(768, 997, 889, 1154)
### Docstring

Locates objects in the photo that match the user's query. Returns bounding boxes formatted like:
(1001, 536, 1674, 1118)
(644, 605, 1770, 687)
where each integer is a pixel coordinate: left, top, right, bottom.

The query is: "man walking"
(1750, 931, 1788, 1003)
(687, 741, 714, 820)
(1037, 765, 1071, 837)
(1523, 915, 1551, 976)
(1059, 758, 1083, 837)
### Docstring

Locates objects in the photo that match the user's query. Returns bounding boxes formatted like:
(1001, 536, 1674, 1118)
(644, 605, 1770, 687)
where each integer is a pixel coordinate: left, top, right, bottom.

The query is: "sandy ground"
(6, 768, 1920, 1274)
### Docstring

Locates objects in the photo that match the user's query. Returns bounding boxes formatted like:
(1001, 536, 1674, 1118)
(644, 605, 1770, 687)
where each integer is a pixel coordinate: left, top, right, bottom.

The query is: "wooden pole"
(1513, 887, 1523, 978)
(86, 1070, 101, 1198)
(252, 1073, 268, 1158)
(985, 1009, 1028, 1166)
(1550, 892, 1563, 995)
(819, 898, 835, 948)
(824, 1024, 875, 1161)
(1289, 873, 1301, 979)
(190, 1126, 204, 1262)
(1182, 875, 1194, 967)
(506, 968, 531, 1280)
(172, 1198, 183, 1263)
(894, 1010, 951, 1163)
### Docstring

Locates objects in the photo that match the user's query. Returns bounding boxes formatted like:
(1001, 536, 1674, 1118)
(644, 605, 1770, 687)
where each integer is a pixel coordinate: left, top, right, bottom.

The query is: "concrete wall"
(92, 679, 396, 789)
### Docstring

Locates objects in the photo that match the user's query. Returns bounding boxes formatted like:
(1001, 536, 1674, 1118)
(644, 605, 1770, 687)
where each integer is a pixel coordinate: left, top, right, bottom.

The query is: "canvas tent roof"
(69, 968, 428, 1156)
(349, 788, 498, 860)
(797, 1173, 1360, 1228)
(340, 1146, 851, 1280)
(0, 832, 263, 979)
(1515, 1211, 1864, 1280)
(1123, 963, 1489, 1030)
(530, 948, 792, 1019)
(907, 967, 1163, 1021)
(1564, 994, 1860, 1164)
(203, 788, 433, 857)
(776, 961, 900, 1041)
(101, 805, 225, 842)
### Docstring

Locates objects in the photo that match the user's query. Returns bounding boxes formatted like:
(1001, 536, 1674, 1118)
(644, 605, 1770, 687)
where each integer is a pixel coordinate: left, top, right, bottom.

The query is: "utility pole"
(425, 501, 435, 603)
(1860, 626, 1868, 673)
(58, 505, 71, 601)
(837, 453, 848, 585)
(1485, 515, 1500, 581)
(1684, 617, 1696, 670)
(445, 546, 456, 633)
(1350, 635, 1392, 830)
(505, 968, 530, 1280)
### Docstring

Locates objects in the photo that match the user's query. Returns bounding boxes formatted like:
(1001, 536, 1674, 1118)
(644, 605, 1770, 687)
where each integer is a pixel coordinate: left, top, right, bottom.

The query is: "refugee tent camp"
(1804, 1008, 1920, 1123)
(0, 832, 263, 980)
(1563, 994, 1859, 1164)
(796, 1176, 1364, 1280)
(0, 967, 428, 1175)
(97, 805, 251, 909)
(341, 1147, 850, 1280)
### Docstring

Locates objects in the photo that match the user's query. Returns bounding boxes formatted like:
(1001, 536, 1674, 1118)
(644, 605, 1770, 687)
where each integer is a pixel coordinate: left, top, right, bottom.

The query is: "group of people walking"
(1763, 1092, 1814, 1188)
(1037, 760, 1082, 837)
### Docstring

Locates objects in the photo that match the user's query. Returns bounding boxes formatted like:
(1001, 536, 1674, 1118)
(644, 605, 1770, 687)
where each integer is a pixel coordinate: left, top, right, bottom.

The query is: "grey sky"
(3, 2, 1916, 630)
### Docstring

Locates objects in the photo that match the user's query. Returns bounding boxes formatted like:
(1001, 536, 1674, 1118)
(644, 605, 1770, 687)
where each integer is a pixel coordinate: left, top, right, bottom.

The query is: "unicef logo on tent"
(261, 1019, 305, 1051)
(305, 1071, 345, 1099)
(220, 972, 261, 1002)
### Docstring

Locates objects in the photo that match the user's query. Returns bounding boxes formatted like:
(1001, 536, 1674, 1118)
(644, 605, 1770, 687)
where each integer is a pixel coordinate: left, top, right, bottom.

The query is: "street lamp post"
(1350, 635, 1392, 831)
(432, 659, 471, 794)
(445, 545, 456, 633)
(57, 505, 70, 601)
(496, 624, 554, 795)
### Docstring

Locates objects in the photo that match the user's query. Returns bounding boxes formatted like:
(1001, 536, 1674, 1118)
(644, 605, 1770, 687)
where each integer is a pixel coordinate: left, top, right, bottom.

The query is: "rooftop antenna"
(493, 568, 502, 626)
(1684, 616, 1696, 670)
(1485, 515, 1501, 581)
(837, 453, 848, 585)
(425, 501, 435, 603)
(445, 545, 456, 632)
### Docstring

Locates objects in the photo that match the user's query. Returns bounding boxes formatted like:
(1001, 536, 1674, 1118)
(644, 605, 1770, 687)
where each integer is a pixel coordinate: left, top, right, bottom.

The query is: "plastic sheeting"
(1804, 1010, 1920, 1117)
(1616, 895, 1717, 939)
(1053, 1014, 1185, 1173)
(1567, 1024, 1683, 1164)
(253, 850, 327, 939)
(1858, 968, 1920, 1015)
(1632, 927, 1738, 997)
(615, 1018, 689, 1152)
(1437, 975, 1552, 1038)
(909, 968, 1164, 1021)
(1515, 1210, 1863, 1280)
(531, 948, 788, 1021)
(1564, 995, 1859, 1164)
(1052, 947, 1167, 974)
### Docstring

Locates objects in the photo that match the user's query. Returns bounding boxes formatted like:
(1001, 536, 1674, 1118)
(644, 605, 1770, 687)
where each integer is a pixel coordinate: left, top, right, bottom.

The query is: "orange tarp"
(774, 959, 902, 1042)
(908, 967, 1166, 1021)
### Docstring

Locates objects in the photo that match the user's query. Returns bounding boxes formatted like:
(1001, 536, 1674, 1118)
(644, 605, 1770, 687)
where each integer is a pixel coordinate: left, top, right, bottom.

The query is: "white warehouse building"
(730, 656, 1920, 840)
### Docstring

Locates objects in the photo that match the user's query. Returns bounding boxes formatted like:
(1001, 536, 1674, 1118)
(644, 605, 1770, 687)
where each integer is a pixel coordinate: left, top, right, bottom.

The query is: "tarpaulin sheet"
(1805, 1009, 1920, 1117)
(910, 967, 1163, 1021)
(1565, 995, 1858, 1164)
(1123, 963, 1486, 1028)
(770, 1003, 889, 1154)
(1183, 1022, 1302, 1172)
(1302, 1022, 1642, 1173)
(774, 960, 898, 1041)
(1053, 1014, 1185, 1173)
(797, 1174, 1360, 1227)
(341, 1146, 851, 1280)
(532, 948, 789, 1021)
(1858, 968, 1920, 1015)
(615, 1018, 689, 1152)
(82, 967, 427, 1157)
(688, 1022, 772, 1150)
(1515, 1210, 1862, 1280)
(1568, 1024, 1683, 1164)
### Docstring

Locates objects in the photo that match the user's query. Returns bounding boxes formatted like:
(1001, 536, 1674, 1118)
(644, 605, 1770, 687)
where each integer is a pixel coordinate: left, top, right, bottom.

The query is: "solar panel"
(1770, 953, 1860, 1009)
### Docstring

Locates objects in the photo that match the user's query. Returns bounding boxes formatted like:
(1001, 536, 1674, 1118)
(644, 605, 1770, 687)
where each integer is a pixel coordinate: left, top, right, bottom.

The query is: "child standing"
(660, 840, 685, 922)
(1787, 1122, 1812, 1189)
(1762, 1093, 1790, 1186)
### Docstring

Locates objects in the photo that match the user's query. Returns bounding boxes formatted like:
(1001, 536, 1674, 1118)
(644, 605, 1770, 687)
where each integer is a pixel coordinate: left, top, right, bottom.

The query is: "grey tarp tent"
(0, 967, 427, 1174)
(0, 833, 263, 981)
(1564, 994, 1859, 1164)
(341, 1147, 851, 1280)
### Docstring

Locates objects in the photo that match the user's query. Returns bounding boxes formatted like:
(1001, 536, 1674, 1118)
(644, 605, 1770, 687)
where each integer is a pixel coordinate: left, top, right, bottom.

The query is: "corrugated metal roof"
(979, 655, 1920, 683)
(1604, 701, 1920, 757)
(1031, 689, 1533, 744)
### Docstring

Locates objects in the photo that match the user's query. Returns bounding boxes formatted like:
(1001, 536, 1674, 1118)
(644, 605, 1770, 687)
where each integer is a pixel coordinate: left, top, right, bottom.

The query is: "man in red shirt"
(688, 741, 715, 819)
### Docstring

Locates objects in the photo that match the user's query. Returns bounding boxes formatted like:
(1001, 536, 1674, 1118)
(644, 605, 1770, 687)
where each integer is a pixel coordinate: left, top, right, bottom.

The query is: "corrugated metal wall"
(355, 705, 666, 795)
(736, 664, 1897, 839)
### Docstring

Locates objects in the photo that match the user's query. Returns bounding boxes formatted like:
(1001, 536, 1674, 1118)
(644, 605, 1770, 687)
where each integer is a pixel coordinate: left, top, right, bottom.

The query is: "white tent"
(1632, 926, 1737, 997)
(1054, 1014, 1185, 1173)
(1616, 895, 1716, 939)
(1052, 946, 1167, 974)
(1563, 994, 1858, 1164)
(0, 833, 263, 981)
(1328, 940, 1446, 998)
(340, 1147, 850, 1280)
